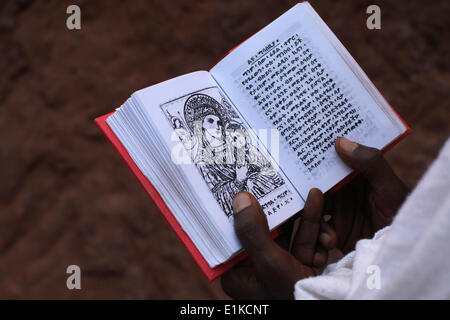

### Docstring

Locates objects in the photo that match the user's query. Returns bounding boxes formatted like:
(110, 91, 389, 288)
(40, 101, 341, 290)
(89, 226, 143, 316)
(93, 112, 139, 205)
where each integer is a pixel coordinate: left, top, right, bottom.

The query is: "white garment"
(294, 138, 450, 300)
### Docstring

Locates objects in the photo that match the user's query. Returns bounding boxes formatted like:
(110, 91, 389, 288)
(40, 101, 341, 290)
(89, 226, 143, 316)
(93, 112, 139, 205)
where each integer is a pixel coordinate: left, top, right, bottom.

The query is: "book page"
(210, 3, 404, 199)
(132, 71, 304, 252)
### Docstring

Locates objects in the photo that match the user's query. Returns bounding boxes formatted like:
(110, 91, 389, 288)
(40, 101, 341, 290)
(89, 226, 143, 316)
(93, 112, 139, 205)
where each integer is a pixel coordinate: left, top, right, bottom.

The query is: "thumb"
(335, 137, 409, 219)
(232, 192, 318, 299)
(335, 137, 403, 189)
(232, 191, 279, 261)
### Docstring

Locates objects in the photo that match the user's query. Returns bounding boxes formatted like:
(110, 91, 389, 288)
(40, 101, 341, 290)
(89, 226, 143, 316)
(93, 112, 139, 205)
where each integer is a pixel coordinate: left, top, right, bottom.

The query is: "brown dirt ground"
(0, 0, 449, 299)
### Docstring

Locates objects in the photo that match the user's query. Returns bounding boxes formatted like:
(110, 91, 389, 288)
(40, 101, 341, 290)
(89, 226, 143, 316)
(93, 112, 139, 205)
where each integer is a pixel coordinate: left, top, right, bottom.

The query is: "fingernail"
(338, 137, 358, 155)
(320, 233, 330, 246)
(232, 192, 252, 213)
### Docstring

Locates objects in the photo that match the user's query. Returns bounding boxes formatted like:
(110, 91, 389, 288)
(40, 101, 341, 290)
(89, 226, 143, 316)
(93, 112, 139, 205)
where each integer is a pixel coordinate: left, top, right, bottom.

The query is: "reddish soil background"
(0, 0, 449, 299)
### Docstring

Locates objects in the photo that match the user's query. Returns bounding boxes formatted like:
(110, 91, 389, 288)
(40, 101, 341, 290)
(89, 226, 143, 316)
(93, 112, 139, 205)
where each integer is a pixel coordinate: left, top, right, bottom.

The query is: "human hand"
(221, 188, 336, 299)
(328, 137, 410, 254)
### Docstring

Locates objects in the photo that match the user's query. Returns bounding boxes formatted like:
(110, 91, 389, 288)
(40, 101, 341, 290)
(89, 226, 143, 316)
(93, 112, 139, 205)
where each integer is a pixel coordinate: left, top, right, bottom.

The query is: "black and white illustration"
(160, 87, 285, 217)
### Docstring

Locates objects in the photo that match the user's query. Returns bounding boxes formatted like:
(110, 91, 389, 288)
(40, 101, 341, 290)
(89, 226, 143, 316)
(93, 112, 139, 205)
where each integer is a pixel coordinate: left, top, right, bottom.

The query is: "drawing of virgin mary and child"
(174, 93, 285, 217)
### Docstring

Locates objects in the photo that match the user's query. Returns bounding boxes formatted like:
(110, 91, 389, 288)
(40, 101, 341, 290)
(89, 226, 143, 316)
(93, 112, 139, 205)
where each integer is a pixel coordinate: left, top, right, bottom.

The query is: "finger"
(319, 222, 337, 251)
(292, 188, 324, 265)
(232, 191, 280, 263)
(335, 137, 405, 189)
(313, 246, 328, 269)
(274, 217, 295, 251)
(232, 192, 316, 299)
(335, 137, 409, 217)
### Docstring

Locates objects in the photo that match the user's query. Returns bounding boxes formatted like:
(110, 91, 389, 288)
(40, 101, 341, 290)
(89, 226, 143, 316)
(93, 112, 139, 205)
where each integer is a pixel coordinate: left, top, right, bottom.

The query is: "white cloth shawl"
(294, 138, 450, 300)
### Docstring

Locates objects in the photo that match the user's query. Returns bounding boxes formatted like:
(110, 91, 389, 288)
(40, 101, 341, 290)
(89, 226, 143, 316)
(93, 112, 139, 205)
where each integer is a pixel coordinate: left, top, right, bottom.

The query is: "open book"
(95, 2, 409, 280)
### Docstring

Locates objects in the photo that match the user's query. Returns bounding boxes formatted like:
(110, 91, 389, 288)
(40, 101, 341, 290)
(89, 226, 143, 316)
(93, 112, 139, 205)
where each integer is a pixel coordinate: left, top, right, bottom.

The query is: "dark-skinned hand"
(329, 137, 409, 254)
(221, 137, 409, 299)
(221, 188, 336, 299)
